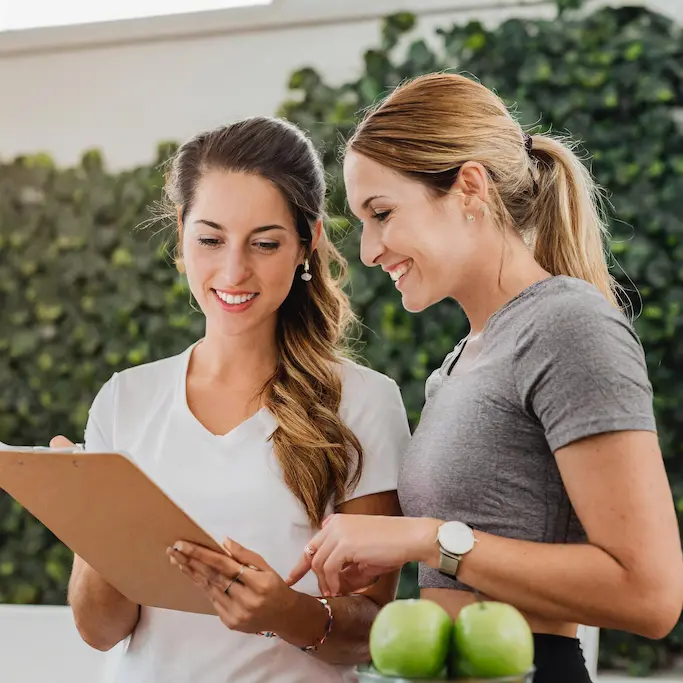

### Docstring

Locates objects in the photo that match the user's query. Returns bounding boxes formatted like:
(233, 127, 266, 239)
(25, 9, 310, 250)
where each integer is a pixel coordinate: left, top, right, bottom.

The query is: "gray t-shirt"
(398, 276, 657, 591)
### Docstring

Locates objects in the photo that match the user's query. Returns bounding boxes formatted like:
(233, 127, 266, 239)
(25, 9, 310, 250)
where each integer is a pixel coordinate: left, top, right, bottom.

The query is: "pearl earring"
(301, 259, 312, 281)
(467, 214, 475, 222)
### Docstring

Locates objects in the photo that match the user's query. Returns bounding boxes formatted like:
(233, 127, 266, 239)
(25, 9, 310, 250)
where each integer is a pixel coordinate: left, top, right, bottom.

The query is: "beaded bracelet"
(301, 598, 333, 653)
(259, 597, 334, 653)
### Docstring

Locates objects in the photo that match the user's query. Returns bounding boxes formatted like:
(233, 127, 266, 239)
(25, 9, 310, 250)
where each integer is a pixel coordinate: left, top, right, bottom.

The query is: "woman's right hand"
(287, 514, 440, 596)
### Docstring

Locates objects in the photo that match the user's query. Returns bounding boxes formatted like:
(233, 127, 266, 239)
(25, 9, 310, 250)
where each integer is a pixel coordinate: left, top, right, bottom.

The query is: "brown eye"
(373, 210, 391, 223)
(198, 237, 222, 247)
(255, 241, 280, 253)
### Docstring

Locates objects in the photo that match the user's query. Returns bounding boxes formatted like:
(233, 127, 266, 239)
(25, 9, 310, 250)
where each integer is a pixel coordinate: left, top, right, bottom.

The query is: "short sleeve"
(338, 365, 411, 503)
(83, 373, 119, 453)
(513, 294, 657, 453)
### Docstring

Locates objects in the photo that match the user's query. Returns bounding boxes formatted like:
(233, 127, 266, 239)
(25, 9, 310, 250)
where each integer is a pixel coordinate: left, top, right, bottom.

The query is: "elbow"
(74, 623, 122, 652)
(629, 575, 683, 640)
(70, 606, 135, 652)
(635, 604, 682, 641)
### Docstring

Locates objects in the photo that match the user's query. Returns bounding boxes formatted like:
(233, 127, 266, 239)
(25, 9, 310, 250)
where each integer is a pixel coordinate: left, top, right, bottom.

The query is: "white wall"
(1, 0, 680, 170)
(0, 605, 113, 683)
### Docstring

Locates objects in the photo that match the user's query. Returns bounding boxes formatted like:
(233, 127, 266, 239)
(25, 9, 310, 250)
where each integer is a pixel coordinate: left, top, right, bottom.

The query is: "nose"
(359, 222, 385, 268)
(222, 245, 251, 286)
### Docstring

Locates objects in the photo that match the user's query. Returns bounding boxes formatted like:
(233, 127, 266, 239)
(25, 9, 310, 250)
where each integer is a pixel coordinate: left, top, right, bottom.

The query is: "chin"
(400, 294, 429, 314)
(400, 287, 444, 314)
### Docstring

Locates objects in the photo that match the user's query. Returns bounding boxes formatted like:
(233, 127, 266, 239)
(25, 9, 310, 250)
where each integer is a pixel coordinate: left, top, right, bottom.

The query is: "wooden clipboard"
(0, 447, 227, 615)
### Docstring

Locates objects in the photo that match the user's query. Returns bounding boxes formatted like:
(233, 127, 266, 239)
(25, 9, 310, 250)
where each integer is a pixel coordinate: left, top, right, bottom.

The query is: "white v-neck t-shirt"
(83, 342, 411, 683)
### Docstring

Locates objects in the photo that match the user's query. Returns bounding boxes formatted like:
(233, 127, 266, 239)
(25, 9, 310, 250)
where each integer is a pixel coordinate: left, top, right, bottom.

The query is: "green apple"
(452, 601, 534, 678)
(370, 599, 453, 678)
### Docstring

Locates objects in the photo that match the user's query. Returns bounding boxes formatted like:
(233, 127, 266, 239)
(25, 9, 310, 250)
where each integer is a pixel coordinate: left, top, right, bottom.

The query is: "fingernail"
(174, 542, 186, 553)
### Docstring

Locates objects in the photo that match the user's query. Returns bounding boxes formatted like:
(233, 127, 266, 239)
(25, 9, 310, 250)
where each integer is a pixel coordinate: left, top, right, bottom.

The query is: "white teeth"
(216, 291, 256, 305)
(389, 263, 411, 282)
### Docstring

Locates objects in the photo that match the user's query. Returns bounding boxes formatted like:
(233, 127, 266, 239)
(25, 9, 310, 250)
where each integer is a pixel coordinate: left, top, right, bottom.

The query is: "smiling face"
(344, 150, 492, 313)
(181, 169, 306, 341)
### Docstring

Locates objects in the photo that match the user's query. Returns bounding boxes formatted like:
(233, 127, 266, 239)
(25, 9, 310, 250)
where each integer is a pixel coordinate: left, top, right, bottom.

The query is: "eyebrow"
(194, 219, 287, 234)
(361, 195, 389, 210)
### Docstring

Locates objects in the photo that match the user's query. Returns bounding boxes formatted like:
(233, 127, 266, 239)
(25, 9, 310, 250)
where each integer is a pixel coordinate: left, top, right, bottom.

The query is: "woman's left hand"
(287, 514, 441, 597)
(168, 538, 297, 635)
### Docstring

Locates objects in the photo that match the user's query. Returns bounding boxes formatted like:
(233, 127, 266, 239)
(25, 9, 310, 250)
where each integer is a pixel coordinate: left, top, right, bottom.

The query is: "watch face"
(439, 521, 475, 555)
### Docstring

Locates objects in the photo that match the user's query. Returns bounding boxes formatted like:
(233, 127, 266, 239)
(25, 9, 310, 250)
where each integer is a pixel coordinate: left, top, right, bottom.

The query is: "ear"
(310, 218, 323, 253)
(175, 205, 185, 273)
(452, 161, 489, 207)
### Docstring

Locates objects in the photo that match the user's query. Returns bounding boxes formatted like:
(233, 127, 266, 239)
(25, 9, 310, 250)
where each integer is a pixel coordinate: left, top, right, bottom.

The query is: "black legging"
(533, 634, 593, 683)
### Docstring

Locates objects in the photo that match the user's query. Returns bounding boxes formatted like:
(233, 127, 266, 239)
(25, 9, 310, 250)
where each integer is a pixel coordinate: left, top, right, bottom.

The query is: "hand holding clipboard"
(0, 439, 231, 615)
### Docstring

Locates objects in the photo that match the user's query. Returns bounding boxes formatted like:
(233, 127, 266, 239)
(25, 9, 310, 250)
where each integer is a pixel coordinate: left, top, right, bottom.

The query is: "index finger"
(285, 552, 312, 587)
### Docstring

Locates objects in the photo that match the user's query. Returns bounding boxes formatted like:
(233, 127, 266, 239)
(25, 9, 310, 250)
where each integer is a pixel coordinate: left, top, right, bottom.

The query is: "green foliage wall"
(0, 150, 202, 603)
(1, 2, 682, 675)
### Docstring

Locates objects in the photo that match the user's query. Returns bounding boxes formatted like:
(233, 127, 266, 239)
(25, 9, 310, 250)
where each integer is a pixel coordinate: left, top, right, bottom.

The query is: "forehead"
(343, 150, 421, 213)
(189, 169, 294, 228)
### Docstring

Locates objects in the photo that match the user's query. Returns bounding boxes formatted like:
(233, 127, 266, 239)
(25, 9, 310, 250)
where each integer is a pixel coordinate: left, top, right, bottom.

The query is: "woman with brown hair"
(288, 73, 683, 682)
(54, 116, 409, 683)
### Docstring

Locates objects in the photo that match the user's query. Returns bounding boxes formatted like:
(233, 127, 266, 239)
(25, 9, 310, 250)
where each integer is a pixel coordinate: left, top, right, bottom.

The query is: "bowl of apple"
(356, 599, 535, 682)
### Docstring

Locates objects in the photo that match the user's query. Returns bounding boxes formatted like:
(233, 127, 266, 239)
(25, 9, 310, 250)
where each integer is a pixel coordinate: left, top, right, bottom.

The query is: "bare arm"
(68, 554, 140, 651)
(293, 433, 683, 641)
(416, 431, 683, 639)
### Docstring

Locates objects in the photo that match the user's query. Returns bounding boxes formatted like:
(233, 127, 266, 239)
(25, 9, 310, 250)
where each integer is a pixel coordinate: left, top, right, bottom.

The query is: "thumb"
(50, 435, 75, 449)
(222, 538, 269, 572)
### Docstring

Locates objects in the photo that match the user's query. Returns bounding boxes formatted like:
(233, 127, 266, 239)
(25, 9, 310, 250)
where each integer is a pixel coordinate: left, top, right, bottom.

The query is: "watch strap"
(438, 548, 462, 577)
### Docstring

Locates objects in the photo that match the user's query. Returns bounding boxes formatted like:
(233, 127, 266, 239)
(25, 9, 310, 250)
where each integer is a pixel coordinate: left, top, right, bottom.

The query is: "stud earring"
(301, 259, 312, 281)
(467, 214, 475, 222)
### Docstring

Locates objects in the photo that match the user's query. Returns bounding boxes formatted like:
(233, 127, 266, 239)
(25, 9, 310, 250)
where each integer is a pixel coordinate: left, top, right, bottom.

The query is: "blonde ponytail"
(527, 135, 619, 306)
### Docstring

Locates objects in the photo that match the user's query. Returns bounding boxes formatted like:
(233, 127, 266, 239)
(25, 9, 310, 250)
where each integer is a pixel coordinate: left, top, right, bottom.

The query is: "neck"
(191, 316, 280, 387)
(458, 246, 551, 337)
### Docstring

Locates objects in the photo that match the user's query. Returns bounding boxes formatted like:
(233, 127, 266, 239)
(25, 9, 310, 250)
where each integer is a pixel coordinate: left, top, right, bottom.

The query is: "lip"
(383, 259, 412, 275)
(394, 268, 411, 291)
(214, 289, 257, 296)
(212, 289, 259, 313)
(384, 259, 413, 291)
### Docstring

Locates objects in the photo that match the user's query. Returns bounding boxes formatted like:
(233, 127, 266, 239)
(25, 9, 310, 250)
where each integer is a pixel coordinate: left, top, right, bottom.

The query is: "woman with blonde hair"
(54, 115, 409, 683)
(289, 73, 683, 682)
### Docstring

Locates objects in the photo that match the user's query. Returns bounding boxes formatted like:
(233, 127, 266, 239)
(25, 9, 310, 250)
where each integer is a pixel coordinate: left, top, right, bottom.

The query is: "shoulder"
(516, 276, 638, 350)
(512, 277, 650, 395)
(337, 357, 409, 434)
(115, 346, 191, 390)
(93, 344, 193, 410)
(338, 357, 402, 399)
